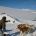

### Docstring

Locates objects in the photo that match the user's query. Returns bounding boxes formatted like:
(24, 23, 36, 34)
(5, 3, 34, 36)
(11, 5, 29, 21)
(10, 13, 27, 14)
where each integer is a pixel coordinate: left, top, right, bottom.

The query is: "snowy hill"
(0, 13, 21, 34)
(0, 13, 36, 36)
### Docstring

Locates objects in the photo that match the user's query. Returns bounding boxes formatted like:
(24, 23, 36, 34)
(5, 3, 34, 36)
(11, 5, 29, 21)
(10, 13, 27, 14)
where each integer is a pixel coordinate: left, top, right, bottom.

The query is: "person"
(0, 16, 10, 31)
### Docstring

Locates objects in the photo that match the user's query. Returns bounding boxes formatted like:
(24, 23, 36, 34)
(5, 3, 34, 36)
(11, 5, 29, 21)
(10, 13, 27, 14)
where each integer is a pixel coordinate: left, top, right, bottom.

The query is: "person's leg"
(3, 24, 6, 31)
(0, 26, 2, 31)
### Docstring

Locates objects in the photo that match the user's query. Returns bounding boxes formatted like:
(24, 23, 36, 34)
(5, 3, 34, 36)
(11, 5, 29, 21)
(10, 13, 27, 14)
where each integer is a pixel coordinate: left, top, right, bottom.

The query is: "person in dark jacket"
(0, 16, 10, 31)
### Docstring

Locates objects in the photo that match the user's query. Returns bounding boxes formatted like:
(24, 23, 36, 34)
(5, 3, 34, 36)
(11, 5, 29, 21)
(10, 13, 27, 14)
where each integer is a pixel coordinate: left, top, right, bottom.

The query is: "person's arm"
(5, 20, 10, 22)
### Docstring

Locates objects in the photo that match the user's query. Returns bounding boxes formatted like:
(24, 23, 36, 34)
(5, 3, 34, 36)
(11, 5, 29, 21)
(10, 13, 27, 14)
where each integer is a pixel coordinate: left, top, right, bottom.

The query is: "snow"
(0, 14, 36, 36)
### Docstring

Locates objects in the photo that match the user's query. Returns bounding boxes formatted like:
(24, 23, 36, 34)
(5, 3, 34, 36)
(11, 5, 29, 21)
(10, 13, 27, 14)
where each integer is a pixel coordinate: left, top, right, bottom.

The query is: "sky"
(0, 0, 36, 10)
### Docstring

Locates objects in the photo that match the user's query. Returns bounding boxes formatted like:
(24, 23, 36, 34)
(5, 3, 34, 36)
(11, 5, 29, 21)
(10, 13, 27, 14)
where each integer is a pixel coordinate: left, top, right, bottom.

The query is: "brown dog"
(17, 24, 34, 33)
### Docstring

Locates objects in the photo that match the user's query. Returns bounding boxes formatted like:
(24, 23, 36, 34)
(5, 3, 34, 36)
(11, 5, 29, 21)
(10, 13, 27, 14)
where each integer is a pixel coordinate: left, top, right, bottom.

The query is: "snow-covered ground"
(0, 14, 36, 36)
